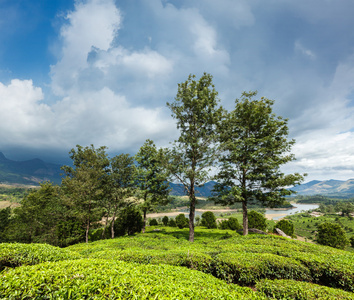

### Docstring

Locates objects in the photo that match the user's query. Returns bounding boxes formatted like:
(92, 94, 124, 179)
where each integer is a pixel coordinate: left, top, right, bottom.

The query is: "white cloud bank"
(1, 0, 354, 182)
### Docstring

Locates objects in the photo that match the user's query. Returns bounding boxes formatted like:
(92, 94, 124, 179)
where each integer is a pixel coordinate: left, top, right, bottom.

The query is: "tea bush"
(256, 279, 354, 299)
(0, 259, 265, 299)
(0, 243, 81, 271)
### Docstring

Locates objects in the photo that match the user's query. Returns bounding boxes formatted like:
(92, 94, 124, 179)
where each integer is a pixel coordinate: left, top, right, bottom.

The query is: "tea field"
(1, 227, 354, 299)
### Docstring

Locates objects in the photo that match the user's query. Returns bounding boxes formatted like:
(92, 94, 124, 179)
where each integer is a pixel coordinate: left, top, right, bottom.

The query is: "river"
(147, 203, 319, 221)
(265, 203, 319, 220)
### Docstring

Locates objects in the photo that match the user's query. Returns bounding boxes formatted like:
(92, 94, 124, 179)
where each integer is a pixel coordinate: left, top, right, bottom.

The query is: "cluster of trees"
(0, 72, 305, 245)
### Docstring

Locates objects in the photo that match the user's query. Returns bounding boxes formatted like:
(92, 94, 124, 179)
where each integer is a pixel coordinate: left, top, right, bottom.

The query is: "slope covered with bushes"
(1, 227, 354, 299)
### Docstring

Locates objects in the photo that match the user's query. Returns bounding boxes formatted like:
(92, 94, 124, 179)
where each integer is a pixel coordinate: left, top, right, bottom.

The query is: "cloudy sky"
(0, 0, 354, 182)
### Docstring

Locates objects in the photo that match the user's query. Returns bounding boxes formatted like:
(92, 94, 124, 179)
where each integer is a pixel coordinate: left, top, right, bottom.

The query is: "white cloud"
(295, 41, 316, 59)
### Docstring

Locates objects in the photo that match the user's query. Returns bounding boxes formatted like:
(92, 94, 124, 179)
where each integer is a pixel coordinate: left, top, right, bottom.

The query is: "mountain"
(169, 181, 217, 197)
(291, 179, 354, 196)
(0, 152, 62, 185)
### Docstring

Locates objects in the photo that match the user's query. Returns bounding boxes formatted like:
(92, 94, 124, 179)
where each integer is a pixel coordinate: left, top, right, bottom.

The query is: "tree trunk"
(189, 181, 196, 242)
(85, 218, 90, 243)
(101, 214, 109, 239)
(111, 210, 117, 239)
(242, 200, 248, 236)
(143, 208, 147, 233)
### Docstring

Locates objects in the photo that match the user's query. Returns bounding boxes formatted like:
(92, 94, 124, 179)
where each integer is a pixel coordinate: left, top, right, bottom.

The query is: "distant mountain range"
(290, 179, 354, 197)
(0, 152, 62, 185)
(1, 152, 354, 197)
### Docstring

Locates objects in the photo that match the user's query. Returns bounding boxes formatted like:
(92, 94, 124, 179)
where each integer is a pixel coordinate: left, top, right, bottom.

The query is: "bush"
(273, 219, 294, 237)
(248, 211, 267, 231)
(162, 216, 169, 226)
(114, 206, 143, 236)
(256, 279, 354, 300)
(149, 219, 158, 226)
(316, 222, 349, 249)
(219, 217, 242, 231)
(168, 218, 177, 227)
(0, 259, 261, 299)
(201, 211, 217, 229)
(349, 236, 354, 248)
(175, 214, 189, 229)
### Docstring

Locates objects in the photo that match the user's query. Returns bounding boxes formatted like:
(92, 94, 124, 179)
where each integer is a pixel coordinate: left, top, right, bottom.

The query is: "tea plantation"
(1, 227, 354, 299)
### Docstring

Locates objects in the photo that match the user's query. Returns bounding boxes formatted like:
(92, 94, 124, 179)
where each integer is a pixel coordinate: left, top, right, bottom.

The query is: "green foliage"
(0, 259, 262, 299)
(168, 218, 177, 227)
(114, 206, 143, 236)
(61, 145, 110, 243)
(166, 73, 223, 242)
(4, 182, 71, 246)
(135, 139, 170, 233)
(256, 279, 354, 300)
(200, 211, 217, 229)
(0, 243, 81, 271)
(316, 222, 349, 249)
(0, 207, 11, 242)
(248, 210, 267, 231)
(213, 91, 304, 235)
(105, 153, 137, 239)
(162, 216, 169, 226)
(149, 218, 158, 226)
(350, 236, 354, 248)
(219, 217, 242, 231)
(175, 213, 189, 229)
(274, 219, 295, 237)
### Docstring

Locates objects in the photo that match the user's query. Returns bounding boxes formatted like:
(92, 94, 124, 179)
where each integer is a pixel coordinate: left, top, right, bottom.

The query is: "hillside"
(0, 152, 62, 185)
(1, 228, 354, 299)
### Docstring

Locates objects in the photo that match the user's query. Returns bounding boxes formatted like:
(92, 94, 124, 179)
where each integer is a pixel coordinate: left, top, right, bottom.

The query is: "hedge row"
(256, 279, 354, 300)
(0, 243, 81, 271)
(0, 259, 264, 299)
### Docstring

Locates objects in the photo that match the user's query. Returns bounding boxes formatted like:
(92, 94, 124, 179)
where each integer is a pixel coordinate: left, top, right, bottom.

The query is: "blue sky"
(1, 0, 354, 182)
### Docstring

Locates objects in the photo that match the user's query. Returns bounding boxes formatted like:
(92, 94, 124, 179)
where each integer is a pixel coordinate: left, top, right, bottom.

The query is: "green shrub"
(114, 206, 143, 236)
(213, 252, 311, 285)
(149, 218, 158, 226)
(162, 216, 169, 226)
(316, 222, 349, 249)
(248, 210, 267, 231)
(201, 211, 217, 229)
(256, 279, 354, 300)
(0, 259, 264, 299)
(350, 236, 354, 248)
(168, 218, 177, 227)
(0, 243, 81, 271)
(219, 217, 242, 231)
(175, 214, 188, 229)
(274, 219, 295, 237)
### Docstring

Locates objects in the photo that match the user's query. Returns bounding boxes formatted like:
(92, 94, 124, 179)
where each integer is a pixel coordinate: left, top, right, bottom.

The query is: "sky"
(1, 0, 354, 182)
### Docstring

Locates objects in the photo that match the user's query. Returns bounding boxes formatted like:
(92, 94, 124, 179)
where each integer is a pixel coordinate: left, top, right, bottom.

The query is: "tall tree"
(135, 139, 170, 233)
(213, 91, 305, 235)
(166, 73, 223, 242)
(61, 145, 109, 243)
(107, 153, 137, 238)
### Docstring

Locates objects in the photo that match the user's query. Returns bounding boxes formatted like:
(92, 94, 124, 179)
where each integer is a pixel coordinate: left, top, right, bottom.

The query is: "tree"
(106, 153, 137, 239)
(166, 73, 223, 242)
(213, 92, 304, 235)
(248, 210, 267, 231)
(113, 206, 143, 236)
(135, 139, 170, 233)
(0, 207, 11, 242)
(61, 145, 110, 243)
(200, 211, 217, 229)
(5, 182, 68, 245)
(175, 213, 189, 229)
(162, 216, 169, 226)
(316, 222, 349, 249)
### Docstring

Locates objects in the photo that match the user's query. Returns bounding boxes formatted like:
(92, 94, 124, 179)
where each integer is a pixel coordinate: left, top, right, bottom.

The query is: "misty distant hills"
(169, 181, 217, 198)
(0, 152, 62, 185)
